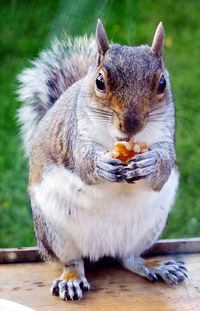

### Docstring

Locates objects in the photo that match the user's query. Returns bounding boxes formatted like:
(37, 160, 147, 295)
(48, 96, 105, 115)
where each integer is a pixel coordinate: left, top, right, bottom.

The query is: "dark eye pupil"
(96, 73, 105, 91)
(157, 75, 166, 94)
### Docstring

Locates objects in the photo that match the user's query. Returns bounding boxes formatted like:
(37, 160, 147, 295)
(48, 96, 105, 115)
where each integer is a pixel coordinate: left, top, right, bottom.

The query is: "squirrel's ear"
(96, 19, 109, 57)
(151, 22, 164, 57)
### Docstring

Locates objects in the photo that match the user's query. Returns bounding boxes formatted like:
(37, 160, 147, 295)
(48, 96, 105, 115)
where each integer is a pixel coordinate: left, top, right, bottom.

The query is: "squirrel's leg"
(51, 259, 91, 301)
(121, 256, 188, 285)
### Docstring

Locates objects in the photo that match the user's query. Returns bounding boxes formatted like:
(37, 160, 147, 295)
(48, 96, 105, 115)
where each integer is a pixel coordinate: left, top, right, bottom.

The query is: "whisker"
(89, 107, 112, 116)
(147, 121, 172, 126)
(149, 105, 166, 112)
(148, 111, 175, 117)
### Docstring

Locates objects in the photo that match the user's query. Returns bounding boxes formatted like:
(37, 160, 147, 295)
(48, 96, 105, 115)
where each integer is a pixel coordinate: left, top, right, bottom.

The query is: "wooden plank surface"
(0, 247, 40, 263)
(146, 238, 200, 255)
(0, 253, 200, 311)
(1, 238, 200, 264)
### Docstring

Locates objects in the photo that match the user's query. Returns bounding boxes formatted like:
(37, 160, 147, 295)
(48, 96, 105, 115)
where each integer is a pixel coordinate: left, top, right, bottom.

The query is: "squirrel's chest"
(76, 180, 155, 211)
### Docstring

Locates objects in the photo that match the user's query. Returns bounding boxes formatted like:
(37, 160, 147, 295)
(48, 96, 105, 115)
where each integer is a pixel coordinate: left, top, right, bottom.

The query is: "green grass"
(0, 0, 199, 247)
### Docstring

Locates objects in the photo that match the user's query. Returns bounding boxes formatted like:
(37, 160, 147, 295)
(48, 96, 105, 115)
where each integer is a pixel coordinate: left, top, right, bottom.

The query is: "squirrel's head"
(90, 19, 167, 141)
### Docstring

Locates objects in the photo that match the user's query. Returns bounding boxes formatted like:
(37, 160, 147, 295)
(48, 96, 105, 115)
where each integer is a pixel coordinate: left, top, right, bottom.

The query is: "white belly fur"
(31, 166, 179, 262)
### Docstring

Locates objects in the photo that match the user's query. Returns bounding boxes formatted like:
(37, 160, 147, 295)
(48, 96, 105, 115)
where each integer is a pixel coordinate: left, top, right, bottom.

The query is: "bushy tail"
(17, 35, 97, 155)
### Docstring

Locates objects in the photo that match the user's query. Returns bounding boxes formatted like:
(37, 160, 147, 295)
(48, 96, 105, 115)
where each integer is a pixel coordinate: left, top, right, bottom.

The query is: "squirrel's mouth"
(110, 126, 133, 142)
(115, 135, 131, 142)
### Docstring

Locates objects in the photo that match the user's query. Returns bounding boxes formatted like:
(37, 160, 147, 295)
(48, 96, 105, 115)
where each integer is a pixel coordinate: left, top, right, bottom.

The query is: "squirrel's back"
(17, 35, 97, 155)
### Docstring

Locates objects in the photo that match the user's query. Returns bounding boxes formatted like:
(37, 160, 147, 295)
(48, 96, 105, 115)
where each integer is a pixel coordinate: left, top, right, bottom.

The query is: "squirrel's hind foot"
(143, 259, 188, 285)
(51, 260, 91, 301)
(51, 277, 91, 301)
(122, 256, 188, 285)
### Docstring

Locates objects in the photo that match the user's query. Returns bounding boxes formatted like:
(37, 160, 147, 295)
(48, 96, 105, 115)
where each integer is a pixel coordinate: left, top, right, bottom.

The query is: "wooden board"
(1, 238, 200, 263)
(0, 253, 200, 311)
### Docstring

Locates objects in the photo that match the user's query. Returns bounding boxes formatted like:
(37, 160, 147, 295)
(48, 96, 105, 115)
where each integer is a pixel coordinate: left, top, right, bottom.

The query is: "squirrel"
(17, 20, 188, 301)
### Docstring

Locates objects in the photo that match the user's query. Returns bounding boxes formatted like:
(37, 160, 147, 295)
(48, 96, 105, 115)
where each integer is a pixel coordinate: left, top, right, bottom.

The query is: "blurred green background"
(0, 0, 199, 248)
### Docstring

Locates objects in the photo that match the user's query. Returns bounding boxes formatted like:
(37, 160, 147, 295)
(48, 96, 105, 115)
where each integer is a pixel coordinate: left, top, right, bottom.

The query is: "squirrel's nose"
(121, 114, 141, 135)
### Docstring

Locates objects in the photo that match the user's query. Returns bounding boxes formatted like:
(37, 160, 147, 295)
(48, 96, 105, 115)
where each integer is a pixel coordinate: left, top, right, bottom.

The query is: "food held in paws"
(106, 141, 148, 163)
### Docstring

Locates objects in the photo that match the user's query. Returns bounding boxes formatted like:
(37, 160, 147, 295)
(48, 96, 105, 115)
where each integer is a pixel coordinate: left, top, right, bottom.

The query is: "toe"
(164, 271, 178, 285)
(80, 277, 91, 291)
(164, 260, 177, 266)
(58, 280, 68, 300)
(176, 271, 187, 283)
(147, 271, 158, 282)
(66, 281, 75, 301)
(73, 281, 83, 300)
(51, 279, 61, 296)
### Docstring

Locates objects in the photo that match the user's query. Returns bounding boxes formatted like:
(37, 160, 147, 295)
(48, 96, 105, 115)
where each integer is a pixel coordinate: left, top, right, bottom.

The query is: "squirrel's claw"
(122, 150, 158, 182)
(96, 167, 125, 183)
(96, 154, 126, 183)
(97, 153, 126, 166)
(96, 151, 158, 183)
(51, 277, 91, 301)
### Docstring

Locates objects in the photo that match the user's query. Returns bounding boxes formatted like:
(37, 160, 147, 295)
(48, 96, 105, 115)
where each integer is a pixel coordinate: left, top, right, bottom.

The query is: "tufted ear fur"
(96, 19, 109, 60)
(151, 22, 164, 58)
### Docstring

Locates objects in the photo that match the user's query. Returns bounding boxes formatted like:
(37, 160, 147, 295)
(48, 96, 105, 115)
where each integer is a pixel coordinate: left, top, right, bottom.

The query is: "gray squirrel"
(18, 20, 188, 301)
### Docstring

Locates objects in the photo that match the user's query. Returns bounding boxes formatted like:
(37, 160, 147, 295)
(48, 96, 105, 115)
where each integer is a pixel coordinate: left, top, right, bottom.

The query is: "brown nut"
(106, 140, 148, 163)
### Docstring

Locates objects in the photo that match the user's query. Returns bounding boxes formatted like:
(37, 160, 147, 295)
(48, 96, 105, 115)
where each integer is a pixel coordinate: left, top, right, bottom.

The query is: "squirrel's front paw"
(122, 150, 158, 183)
(96, 153, 126, 183)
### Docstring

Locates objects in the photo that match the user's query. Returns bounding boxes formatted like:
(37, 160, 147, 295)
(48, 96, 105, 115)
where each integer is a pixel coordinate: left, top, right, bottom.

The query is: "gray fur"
(17, 35, 97, 155)
(103, 44, 162, 107)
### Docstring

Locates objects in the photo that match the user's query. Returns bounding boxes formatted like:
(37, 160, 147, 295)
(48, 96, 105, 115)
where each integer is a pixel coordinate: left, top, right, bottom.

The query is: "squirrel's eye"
(157, 74, 166, 94)
(96, 73, 105, 92)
